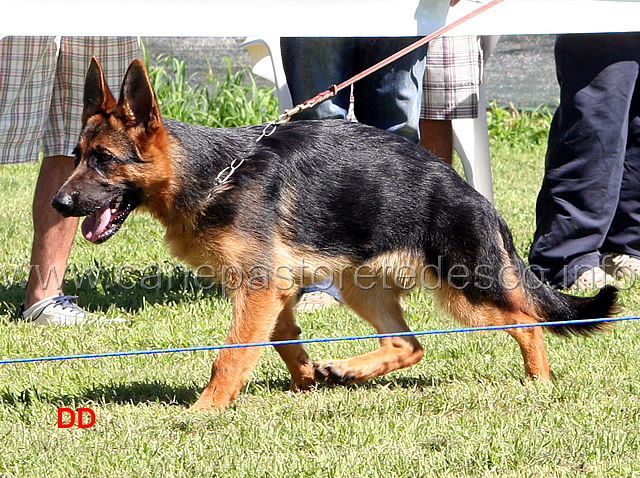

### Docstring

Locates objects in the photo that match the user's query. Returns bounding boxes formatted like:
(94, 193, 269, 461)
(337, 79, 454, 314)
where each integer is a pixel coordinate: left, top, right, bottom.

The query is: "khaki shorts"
(0, 36, 139, 164)
(421, 35, 483, 120)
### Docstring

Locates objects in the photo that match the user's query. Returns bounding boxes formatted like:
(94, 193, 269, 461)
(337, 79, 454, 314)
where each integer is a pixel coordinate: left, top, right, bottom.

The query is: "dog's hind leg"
(505, 319, 551, 381)
(313, 280, 424, 385)
(435, 283, 552, 381)
(189, 285, 286, 411)
(271, 297, 316, 391)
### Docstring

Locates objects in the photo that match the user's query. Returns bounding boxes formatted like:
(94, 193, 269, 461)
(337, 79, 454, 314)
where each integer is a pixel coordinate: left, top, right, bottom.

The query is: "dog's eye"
(96, 150, 115, 163)
(89, 146, 118, 165)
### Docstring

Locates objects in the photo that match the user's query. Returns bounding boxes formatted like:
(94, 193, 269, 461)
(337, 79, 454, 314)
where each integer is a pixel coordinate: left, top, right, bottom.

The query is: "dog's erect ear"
(82, 57, 117, 127)
(116, 59, 162, 129)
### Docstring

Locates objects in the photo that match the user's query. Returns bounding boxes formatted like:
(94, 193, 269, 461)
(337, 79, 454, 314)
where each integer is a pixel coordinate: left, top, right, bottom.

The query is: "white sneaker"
(294, 291, 341, 311)
(17, 294, 126, 325)
(603, 253, 640, 284)
(569, 267, 617, 292)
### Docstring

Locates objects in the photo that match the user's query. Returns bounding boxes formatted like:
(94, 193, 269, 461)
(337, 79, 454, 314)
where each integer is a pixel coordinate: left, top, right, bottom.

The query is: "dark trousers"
(280, 37, 426, 144)
(529, 33, 640, 288)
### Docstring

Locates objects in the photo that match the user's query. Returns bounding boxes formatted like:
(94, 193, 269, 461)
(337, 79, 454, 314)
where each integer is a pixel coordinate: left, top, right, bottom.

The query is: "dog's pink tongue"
(81, 206, 112, 242)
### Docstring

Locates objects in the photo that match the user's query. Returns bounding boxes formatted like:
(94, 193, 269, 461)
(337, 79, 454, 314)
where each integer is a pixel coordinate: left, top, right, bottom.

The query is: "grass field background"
(0, 58, 639, 477)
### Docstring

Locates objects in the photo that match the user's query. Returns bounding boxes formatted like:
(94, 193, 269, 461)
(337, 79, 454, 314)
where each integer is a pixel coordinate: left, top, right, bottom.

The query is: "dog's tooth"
(112, 195, 124, 212)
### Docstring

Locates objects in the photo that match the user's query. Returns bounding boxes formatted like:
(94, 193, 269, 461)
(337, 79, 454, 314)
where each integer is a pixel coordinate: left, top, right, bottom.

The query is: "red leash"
(272, 0, 506, 127)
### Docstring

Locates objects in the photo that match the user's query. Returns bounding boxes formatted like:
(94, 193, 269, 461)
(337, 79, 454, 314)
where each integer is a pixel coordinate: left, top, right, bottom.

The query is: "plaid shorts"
(0, 36, 139, 164)
(421, 35, 483, 120)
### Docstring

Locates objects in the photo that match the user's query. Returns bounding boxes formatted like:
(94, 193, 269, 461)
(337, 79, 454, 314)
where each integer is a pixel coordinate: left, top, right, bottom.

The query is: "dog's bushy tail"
(493, 217, 618, 336)
(518, 260, 618, 336)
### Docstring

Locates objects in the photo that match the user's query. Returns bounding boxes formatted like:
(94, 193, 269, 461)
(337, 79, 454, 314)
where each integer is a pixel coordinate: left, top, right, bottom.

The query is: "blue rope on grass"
(1, 315, 639, 365)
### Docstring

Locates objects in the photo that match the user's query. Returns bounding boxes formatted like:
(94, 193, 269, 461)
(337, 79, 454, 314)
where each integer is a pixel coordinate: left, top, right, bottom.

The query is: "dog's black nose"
(51, 192, 75, 216)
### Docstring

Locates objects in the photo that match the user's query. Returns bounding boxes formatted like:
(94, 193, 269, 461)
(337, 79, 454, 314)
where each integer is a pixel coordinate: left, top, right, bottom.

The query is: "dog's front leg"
(271, 297, 316, 391)
(189, 285, 283, 411)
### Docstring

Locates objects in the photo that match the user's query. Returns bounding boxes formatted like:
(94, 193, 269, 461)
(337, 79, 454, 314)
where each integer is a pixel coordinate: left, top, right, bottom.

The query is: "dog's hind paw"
(313, 361, 356, 386)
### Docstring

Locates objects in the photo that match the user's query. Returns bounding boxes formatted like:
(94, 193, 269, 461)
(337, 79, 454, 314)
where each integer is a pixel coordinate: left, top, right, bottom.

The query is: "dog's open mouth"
(81, 192, 136, 244)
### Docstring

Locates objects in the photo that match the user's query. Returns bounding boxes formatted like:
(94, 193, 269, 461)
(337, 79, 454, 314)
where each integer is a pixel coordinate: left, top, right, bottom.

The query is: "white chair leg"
(452, 82, 494, 203)
(451, 35, 500, 203)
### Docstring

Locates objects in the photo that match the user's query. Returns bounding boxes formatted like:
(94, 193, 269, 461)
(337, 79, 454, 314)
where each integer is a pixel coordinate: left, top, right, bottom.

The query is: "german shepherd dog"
(52, 58, 617, 411)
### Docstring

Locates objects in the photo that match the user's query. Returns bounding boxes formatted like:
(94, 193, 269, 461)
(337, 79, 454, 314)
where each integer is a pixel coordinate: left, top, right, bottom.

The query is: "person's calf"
(24, 155, 78, 309)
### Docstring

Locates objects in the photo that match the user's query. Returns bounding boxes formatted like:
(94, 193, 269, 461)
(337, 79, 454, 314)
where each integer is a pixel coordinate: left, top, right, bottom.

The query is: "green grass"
(1, 62, 640, 477)
(144, 52, 280, 127)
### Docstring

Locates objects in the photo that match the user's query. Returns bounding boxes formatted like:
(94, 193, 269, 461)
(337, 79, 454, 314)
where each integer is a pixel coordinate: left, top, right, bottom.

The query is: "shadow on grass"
(246, 375, 448, 394)
(0, 264, 227, 317)
(1, 381, 201, 408)
(79, 381, 201, 406)
(1, 375, 448, 409)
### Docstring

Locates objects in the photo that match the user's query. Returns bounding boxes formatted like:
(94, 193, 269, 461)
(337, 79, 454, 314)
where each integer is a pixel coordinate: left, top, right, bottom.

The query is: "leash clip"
(215, 157, 246, 186)
(256, 120, 280, 143)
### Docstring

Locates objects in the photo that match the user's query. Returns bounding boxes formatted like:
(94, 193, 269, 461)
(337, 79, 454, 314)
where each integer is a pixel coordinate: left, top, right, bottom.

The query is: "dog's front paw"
(188, 388, 232, 412)
(188, 398, 220, 412)
(289, 375, 316, 392)
(313, 361, 356, 386)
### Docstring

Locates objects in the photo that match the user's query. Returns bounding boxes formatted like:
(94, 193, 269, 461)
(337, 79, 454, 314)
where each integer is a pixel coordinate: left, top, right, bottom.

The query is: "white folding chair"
(241, 36, 293, 113)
